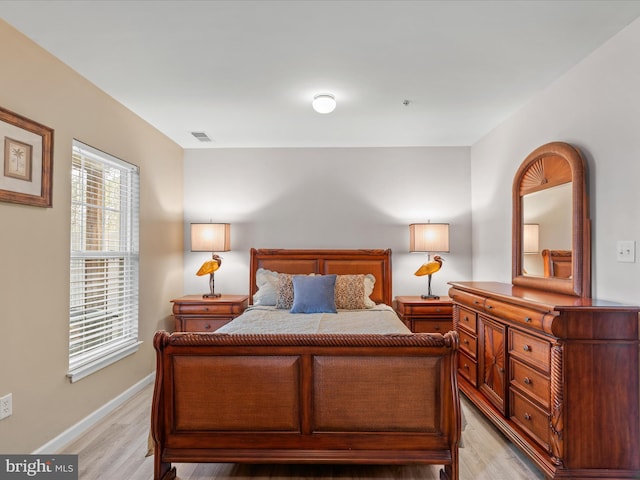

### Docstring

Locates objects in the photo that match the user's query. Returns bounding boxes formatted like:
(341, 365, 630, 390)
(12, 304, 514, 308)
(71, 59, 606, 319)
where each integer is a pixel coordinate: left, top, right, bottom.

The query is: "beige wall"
(0, 21, 184, 453)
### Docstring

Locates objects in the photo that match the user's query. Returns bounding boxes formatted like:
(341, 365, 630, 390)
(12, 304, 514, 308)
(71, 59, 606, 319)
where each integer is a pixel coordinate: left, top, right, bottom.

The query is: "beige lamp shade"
(409, 223, 450, 253)
(190, 223, 231, 252)
(523, 224, 539, 254)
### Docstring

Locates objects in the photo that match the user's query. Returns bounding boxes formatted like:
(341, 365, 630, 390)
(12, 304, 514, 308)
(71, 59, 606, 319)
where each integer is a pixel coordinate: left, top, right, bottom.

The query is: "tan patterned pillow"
(335, 274, 367, 310)
(275, 273, 295, 309)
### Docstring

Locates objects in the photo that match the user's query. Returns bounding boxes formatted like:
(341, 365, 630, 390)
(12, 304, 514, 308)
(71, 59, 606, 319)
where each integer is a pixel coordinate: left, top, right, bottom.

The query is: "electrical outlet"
(0, 393, 12, 420)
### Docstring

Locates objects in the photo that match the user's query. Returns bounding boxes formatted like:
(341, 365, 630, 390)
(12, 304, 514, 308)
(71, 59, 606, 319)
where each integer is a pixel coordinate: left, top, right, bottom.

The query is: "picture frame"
(0, 106, 54, 207)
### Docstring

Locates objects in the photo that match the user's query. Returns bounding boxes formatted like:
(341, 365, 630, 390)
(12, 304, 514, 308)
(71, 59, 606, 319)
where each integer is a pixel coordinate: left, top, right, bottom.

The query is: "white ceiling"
(2, 1, 640, 149)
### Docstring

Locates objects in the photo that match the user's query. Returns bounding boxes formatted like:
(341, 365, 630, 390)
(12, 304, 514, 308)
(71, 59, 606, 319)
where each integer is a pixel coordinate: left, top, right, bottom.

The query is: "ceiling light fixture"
(312, 94, 336, 114)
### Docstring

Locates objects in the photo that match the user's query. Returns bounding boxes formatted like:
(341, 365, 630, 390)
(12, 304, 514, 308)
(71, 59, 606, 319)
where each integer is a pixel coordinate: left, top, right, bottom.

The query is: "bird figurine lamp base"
(196, 254, 223, 298)
(414, 256, 444, 301)
(421, 273, 439, 299)
(203, 272, 221, 298)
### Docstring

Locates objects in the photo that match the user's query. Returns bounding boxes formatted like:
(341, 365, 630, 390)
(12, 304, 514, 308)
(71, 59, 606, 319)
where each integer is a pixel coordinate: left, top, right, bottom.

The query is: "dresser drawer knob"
(524, 316, 532, 323)
(463, 363, 469, 370)
(205, 324, 211, 330)
(463, 339, 469, 345)
(486, 305, 493, 309)
(523, 344, 532, 352)
(523, 377, 532, 385)
(434, 326, 441, 331)
(524, 413, 532, 421)
(436, 308, 441, 312)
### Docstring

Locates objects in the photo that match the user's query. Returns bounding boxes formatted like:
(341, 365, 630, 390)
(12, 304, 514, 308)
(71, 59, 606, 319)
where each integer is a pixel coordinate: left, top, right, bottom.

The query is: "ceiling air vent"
(191, 131, 212, 142)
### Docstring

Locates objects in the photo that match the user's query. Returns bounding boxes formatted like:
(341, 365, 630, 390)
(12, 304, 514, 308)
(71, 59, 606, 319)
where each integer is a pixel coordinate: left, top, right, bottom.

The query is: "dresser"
(171, 294, 248, 332)
(449, 281, 640, 479)
(392, 296, 453, 333)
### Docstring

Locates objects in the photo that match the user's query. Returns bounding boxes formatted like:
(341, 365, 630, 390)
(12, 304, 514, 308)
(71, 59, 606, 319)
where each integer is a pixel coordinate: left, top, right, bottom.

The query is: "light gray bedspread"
(215, 304, 411, 335)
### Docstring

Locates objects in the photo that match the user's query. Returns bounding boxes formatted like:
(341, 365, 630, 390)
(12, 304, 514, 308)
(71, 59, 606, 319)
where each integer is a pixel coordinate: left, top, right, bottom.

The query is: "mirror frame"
(512, 142, 591, 298)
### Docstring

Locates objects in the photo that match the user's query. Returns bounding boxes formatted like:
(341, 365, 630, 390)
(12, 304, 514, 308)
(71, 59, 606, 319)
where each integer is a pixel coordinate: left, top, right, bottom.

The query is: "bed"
(151, 249, 461, 480)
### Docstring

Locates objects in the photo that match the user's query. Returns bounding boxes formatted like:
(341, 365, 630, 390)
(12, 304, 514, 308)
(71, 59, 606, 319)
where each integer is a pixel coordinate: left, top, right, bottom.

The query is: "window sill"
(67, 341, 143, 383)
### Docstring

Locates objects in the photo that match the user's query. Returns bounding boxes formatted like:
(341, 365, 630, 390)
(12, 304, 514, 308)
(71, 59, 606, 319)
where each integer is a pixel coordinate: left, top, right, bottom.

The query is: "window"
(68, 140, 140, 382)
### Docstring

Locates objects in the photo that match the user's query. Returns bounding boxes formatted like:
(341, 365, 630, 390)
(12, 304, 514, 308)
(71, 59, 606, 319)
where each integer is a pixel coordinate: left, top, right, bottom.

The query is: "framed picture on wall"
(0, 106, 53, 207)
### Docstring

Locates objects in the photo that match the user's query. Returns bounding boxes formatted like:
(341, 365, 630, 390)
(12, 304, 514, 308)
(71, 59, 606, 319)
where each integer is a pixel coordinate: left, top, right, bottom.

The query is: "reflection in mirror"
(522, 183, 572, 276)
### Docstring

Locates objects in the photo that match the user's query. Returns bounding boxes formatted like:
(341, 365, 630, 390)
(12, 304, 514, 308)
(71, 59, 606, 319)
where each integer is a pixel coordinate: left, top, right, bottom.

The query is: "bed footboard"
(151, 330, 460, 480)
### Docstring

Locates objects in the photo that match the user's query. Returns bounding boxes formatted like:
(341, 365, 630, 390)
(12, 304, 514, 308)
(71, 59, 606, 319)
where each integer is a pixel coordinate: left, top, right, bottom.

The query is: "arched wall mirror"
(512, 142, 591, 297)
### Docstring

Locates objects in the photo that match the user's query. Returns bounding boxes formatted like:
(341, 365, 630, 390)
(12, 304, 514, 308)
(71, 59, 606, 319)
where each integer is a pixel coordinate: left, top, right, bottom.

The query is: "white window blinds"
(68, 140, 140, 382)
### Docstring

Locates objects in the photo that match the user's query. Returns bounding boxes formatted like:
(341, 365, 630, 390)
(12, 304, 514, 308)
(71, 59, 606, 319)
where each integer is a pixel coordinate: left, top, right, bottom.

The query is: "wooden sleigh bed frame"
(151, 249, 461, 480)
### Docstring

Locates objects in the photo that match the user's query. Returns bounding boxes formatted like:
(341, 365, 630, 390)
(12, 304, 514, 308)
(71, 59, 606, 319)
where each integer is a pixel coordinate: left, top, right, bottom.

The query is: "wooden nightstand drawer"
(174, 303, 243, 315)
(403, 304, 453, 317)
(413, 319, 453, 334)
(182, 317, 232, 332)
(172, 297, 248, 316)
(509, 329, 551, 373)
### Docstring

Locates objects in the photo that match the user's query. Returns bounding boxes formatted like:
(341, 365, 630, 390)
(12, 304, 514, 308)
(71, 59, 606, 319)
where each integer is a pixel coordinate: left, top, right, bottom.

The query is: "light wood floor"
(59, 383, 544, 480)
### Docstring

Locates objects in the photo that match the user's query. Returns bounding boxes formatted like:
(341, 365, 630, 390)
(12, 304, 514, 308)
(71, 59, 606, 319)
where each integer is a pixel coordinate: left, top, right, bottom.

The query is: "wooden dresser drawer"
(182, 317, 232, 332)
(484, 298, 549, 330)
(456, 306, 478, 334)
(509, 389, 550, 452)
(458, 329, 477, 359)
(509, 358, 550, 410)
(450, 288, 485, 310)
(413, 319, 453, 333)
(457, 350, 478, 387)
(509, 329, 551, 373)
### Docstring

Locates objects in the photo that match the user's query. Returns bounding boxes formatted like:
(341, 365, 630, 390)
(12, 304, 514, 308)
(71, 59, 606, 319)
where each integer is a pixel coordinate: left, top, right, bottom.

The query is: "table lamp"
(191, 223, 230, 298)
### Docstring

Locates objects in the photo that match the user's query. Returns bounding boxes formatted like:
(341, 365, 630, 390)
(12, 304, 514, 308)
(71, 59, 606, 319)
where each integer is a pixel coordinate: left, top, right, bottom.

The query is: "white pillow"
(363, 273, 376, 308)
(253, 268, 279, 306)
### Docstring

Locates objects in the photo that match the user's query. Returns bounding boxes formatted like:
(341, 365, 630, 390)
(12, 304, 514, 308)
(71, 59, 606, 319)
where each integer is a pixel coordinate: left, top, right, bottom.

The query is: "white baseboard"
(33, 372, 155, 454)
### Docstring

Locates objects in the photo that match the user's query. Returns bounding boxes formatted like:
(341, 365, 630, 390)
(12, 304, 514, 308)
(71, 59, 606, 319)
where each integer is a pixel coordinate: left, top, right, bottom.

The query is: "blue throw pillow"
(290, 274, 337, 314)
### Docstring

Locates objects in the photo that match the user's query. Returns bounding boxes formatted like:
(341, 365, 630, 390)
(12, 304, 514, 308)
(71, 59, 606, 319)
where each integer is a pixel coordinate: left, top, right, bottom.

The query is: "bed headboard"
(249, 248, 392, 306)
(541, 249, 572, 279)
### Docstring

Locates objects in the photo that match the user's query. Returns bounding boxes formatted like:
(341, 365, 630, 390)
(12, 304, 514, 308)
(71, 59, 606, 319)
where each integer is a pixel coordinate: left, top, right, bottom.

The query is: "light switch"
(616, 240, 636, 263)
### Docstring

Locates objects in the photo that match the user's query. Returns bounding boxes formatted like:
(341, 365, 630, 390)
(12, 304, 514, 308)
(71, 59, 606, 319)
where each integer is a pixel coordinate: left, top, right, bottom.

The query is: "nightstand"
(171, 294, 249, 332)
(392, 296, 453, 333)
